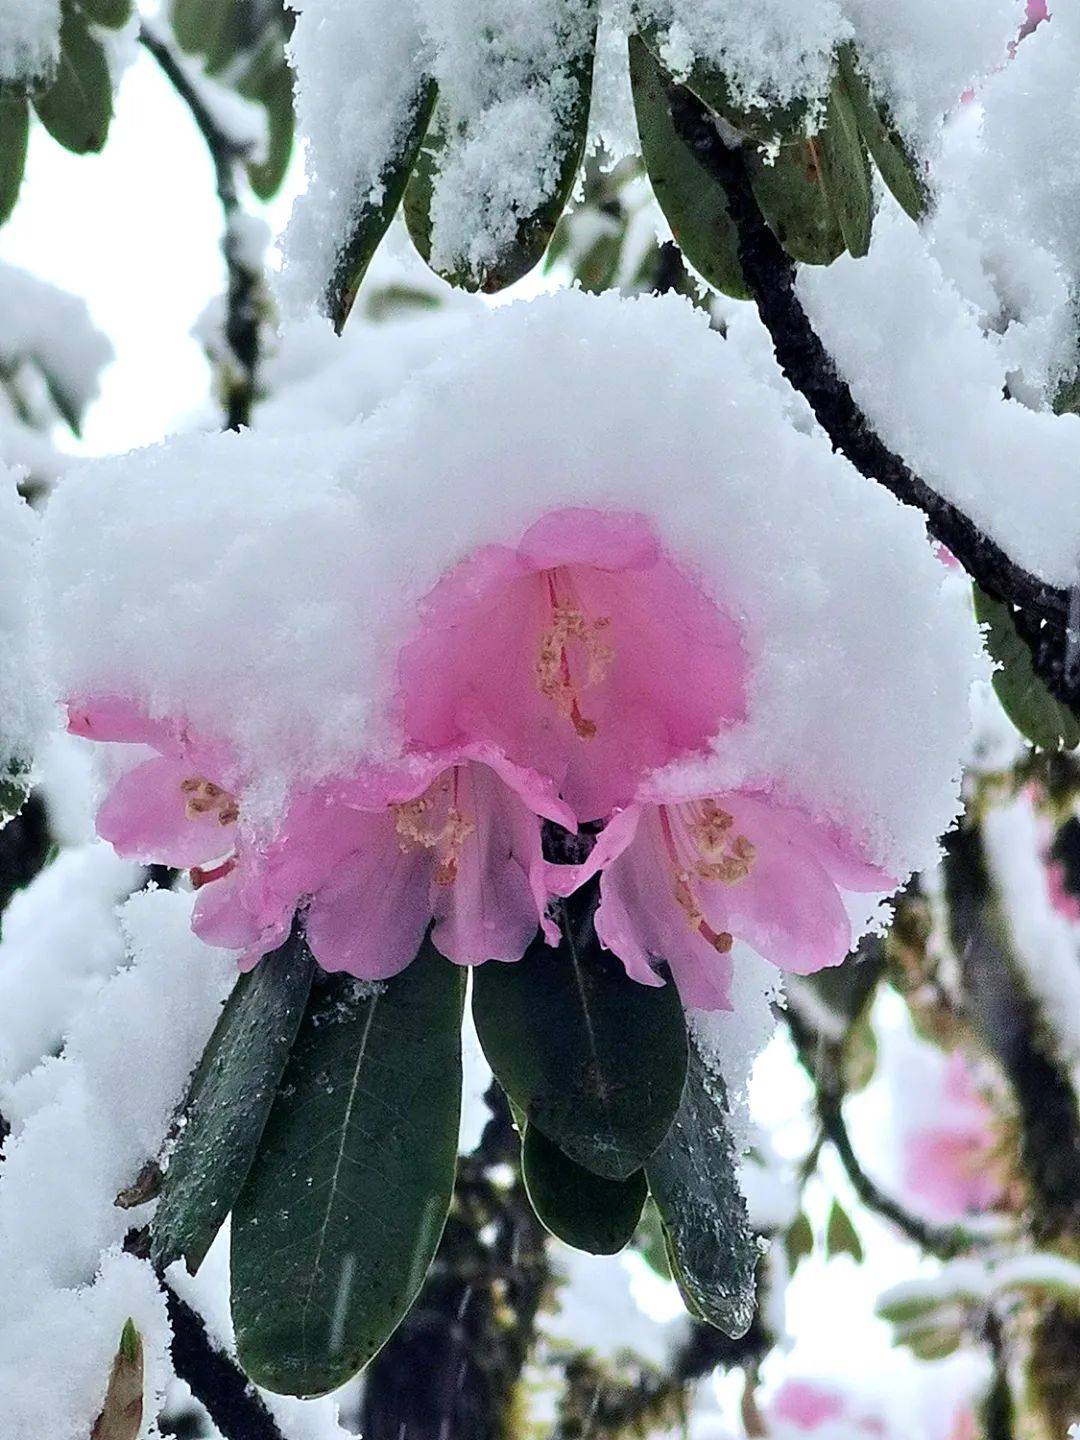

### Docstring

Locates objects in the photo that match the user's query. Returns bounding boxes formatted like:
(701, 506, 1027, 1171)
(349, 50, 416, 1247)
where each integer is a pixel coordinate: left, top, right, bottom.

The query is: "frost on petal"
(398, 507, 746, 821)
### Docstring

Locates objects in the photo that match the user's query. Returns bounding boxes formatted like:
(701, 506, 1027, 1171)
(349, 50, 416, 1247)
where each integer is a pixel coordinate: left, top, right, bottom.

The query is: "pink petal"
(429, 762, 548, 965)
(516, 508, 659, 571)
(191, 865, 291, 962)
(304, 811, 433, 980)
(727, 793, 892, 893)
(773, 1382, 847, 1431)
(97, 755, 236, 868)
(67, 695, 179, 749)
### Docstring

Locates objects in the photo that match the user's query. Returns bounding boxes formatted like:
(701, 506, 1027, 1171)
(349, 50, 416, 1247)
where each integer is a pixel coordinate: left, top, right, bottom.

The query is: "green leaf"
(472, 882, 688, 1181)
(973, 586, 1080, 751)
(33, 4, 112, 155)
(0, 95, 29, 227)
(645, 1038, 757, 1338)
(818, 73, 873, 259)
(241, 53, 294, 201)
(748, 134, 844, 266)
(405, 2, 598, 293)
(327, 74, 437, 332)
(837, 44, 928, 223)
(632, 1198, 672, 1279)
(784, 1210, 814, 1271)
(150, 928, 316, 1275)
(231, 941, 465, 1396)
(79, 0, 132, 29)
(522, 1123, 646, 1254)
(628, 35, 749, 300)
(825, 1199, 864, 1263)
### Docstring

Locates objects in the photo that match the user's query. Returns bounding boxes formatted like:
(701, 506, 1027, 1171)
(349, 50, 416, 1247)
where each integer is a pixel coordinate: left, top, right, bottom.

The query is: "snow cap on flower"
(398, 507, 746, 821)
(43, 290, 985, 982)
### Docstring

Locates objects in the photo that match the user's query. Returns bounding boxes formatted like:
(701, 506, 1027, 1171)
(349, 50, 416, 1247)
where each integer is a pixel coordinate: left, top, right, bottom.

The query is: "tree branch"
(782, 1003, 982, 1260)
(138, 23, 263, 431)
(165, 1285, 288, 1440)
(665, 82, 1080, 717)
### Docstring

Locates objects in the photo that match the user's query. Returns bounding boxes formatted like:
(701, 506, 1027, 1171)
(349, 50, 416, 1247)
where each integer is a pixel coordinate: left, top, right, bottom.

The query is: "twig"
(165, 1285, 288, 1440)
(138, 24, 263, 430)
(782, 1003, 981, 1260)
(664, 81, 1080, 717)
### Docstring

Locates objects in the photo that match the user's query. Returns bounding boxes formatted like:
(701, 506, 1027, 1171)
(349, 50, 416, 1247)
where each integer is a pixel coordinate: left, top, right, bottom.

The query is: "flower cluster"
(70, 508, 889, 1010)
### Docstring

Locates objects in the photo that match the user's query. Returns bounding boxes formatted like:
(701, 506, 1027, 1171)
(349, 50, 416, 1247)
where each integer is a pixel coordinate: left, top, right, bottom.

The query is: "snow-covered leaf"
(150, 927, 316, 1275)
(818, 72, 873, 259)
(748, 134, 844, 267)
(836, 43, 927, 223)
(231, 942, 464, 1396)
(522, 1122, 647, 1255)
(974, 586, 1080, 753)
(646, 1038, 757, 1338)
(472, 881, 688, 1182)
(32, 2, 112, 155)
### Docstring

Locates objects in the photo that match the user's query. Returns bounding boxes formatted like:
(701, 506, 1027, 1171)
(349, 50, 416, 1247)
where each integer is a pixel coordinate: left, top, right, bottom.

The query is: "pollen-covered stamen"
(686, 799, 756, 885)
(659, 800, 743, 956)
(180, 776, 240, 827)
(392, 772, 475, 887)
(536, 571, 614, 740)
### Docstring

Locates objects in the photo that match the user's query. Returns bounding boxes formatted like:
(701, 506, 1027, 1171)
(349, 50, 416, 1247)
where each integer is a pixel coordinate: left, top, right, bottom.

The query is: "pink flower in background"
(1045, 856, 1080, 922)
(193, 743, 574, 978)
(550, 788, 890, 1010)
(397, 508, 746, 823)
(770, 1381, 887, 1436)
(902, 1052, 1004, 1222)
(68, 697, 241, 879)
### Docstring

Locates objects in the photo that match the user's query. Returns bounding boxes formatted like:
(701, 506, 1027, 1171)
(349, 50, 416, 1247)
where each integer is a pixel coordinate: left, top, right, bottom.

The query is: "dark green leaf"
(632, 1198, 672, 1279)
(79, 0, 132, 29)
(973, 586, 1080, 751)
(242, 55, 294, 201)
(837, 44, 928, 223)
(406, 2, 598, 294)
(33, 5, 112, 155)
(825, 1199, 863, 1262)
(523, 1124, 646, 1254)
(150, 928, 316, 1274)
(328, 74, 437, 332)
(646, 1038, 757, 1337)
(818, 74, 873, 259)
(472, 882, 688, 1181)
(628, 35, 749, 300)
(0, 95, 29, 226)
(231, 941, 465, 1396)
(784, 1210, 814, 1271)
(748, 134, 844, 266)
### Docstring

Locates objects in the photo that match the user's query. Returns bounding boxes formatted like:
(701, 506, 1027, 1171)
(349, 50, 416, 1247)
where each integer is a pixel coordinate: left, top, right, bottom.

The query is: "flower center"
(180, 775, 239, 826)
(392, 770, 475, 887)
(658, 799, 757, 954)
(536, 570, 614, 741)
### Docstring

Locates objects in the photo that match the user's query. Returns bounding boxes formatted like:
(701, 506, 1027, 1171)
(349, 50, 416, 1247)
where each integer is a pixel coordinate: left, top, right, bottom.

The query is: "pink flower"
(550, 789, 890, 1010)
(192, 743, 574, 978)
(771, 1381, 887, 1437)
(397, 509, 746, 823)
(901, 1053, 1003, 1222)
(68, 697, 241, 878)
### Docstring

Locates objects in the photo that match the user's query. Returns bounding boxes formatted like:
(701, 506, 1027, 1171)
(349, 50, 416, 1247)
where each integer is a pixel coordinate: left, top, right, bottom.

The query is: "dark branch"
(665, 82, 1080, 717)
(138, 24, 262, 431)
(165, 1286, 288, 1440)
(782, 1003, 982, 1260)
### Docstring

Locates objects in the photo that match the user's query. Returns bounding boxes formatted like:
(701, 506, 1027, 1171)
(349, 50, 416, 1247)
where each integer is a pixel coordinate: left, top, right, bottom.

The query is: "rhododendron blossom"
(68, 698, 241, 883)
(901, 1053, 1005, 1221)
(769, 1380, 888, 1437)
(551, 789, 890, 1010)
(192, 743, 575, 978)
(397, 508, 746, 822)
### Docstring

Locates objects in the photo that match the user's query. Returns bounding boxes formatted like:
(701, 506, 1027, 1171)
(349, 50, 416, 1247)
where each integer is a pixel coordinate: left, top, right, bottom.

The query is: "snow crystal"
(0, 472, 48, 778)
(0, 0, 60, 84)
(0, 842, 140, 1085)
(0, 889, 234, 1439)
(42, 289, 984, 888)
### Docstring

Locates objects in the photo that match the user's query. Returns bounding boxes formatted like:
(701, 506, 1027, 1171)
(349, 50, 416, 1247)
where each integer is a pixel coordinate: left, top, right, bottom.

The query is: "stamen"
(190, 856, 237, 888)
(180, 775, 240, 827)
(536, 571, 614, 739)
(392, 774, 474, 887)
(660, 801, 753, 951)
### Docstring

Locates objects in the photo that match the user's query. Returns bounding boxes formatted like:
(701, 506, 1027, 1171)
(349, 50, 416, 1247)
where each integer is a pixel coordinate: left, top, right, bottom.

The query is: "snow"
(0, 888, 234, 1439)
(0, 0, 60, 84)
(42, 289, 984, 888)
(881, 1251, 1080, 1313)
(0, 472, 48, 784)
